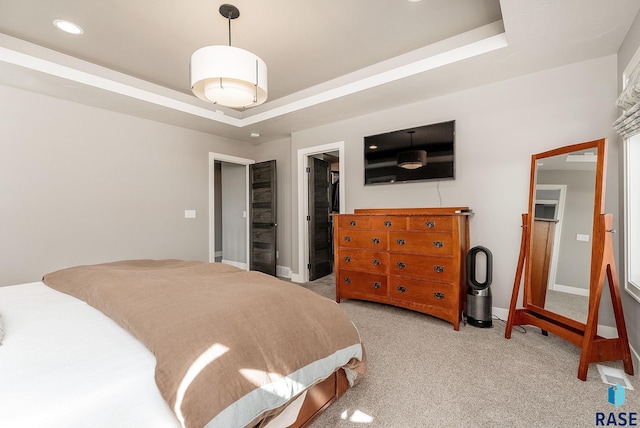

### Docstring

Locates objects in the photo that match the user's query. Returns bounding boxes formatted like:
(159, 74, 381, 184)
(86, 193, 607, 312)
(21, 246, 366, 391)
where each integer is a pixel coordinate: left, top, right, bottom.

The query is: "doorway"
(296, 142, 345, 283)
(209, 153, 252, 269)
(534, 184, 567, 293)
(209, 153, 278, 276)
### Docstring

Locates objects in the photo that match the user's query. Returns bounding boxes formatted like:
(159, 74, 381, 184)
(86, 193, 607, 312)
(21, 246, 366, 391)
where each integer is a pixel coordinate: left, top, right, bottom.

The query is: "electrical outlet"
(576, 233, 590, 242)
(184, 210, 196, 219)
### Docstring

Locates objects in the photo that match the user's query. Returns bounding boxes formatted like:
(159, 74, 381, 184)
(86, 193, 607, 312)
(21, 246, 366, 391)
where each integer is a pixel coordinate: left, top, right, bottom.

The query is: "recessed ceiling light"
(250, 132, 260, 138)
(53, 19, 84, 35)
(408, 0, 424, 2)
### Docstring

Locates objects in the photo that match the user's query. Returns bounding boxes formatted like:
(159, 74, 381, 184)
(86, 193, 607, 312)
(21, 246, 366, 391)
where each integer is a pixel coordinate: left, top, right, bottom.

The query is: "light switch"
(184, 210, 196, 219)
(576, 233, 590, 242)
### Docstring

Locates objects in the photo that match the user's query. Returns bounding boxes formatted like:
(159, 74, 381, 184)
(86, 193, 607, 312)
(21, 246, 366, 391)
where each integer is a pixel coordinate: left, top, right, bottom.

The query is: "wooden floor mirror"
(505, 138, 634, 381)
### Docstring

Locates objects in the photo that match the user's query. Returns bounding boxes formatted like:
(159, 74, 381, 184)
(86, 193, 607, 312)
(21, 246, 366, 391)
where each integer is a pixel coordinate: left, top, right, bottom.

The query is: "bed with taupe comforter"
(41, 260, 366, 427)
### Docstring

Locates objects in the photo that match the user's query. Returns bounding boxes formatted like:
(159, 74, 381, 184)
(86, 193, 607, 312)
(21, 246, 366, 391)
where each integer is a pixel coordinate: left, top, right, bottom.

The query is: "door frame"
(295, 142, 345, 283)
(208, 152, 255, 268)
(534, 184, 567, 292)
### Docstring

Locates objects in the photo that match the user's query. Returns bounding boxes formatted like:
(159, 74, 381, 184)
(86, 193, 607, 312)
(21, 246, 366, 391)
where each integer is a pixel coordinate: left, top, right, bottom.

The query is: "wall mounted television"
(364, 120, 455, 185)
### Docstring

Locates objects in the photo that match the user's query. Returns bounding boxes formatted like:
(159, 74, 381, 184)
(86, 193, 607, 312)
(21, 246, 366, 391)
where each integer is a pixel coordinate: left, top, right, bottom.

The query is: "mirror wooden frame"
(505, 138, 634, 381)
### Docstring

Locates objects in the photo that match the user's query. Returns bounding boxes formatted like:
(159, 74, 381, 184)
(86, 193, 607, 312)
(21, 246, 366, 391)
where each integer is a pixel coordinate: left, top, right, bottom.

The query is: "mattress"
(0, 273, 361, 428)
(0, 281, 179, 427)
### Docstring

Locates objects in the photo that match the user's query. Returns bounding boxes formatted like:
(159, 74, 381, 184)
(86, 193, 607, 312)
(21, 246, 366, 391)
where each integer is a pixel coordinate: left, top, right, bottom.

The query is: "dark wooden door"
(308, 157, 332, 280)
(250, 160, 277, 276)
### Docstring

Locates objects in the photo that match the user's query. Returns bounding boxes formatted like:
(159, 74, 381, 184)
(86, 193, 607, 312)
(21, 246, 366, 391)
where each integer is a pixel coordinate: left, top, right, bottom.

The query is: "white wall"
(0, 84, 255, 286)
(289, 55, 620, 319)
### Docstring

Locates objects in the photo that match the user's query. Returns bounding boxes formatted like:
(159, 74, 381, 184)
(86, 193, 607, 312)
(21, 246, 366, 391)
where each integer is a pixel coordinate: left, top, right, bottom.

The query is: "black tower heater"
(466, 246, 493, 328)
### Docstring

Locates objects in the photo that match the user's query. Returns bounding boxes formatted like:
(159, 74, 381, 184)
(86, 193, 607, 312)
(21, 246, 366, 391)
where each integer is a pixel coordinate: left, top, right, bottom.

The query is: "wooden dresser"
(333, 207, 471, 330)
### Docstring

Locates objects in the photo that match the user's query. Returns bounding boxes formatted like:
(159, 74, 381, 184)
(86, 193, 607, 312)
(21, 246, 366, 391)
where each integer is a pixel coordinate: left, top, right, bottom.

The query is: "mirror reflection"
(528, 147, 598, 323)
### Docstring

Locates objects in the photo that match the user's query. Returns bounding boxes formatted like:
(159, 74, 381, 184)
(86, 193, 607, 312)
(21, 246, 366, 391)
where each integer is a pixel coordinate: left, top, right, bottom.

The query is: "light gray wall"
(617, 10, 640, 367)
(289, 55, 621, 324)
(0, 84, 255, 286)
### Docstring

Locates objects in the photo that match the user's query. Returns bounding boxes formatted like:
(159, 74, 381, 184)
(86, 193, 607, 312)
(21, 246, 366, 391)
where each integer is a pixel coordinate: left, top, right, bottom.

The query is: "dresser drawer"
(339, 249, 388, 274)
(389, 231, 454, 255)
(338, 270, 387, 297)
(389, 276, 454, 308)
(369, 216, 407, 230)
(338, 215, 370, 229)
(338, 229, 387, 249)
(388, 253, 455, 281)
(408, 216, 453, 232)
(334, 208, 469, 331)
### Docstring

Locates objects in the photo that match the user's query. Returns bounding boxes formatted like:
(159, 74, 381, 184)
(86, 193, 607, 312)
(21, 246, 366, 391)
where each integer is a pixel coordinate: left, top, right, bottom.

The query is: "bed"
(0, 260, 366, 427)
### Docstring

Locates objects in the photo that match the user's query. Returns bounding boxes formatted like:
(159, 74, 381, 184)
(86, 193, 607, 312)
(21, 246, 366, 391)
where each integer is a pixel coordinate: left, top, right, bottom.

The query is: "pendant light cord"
(227, 14, 232, 46)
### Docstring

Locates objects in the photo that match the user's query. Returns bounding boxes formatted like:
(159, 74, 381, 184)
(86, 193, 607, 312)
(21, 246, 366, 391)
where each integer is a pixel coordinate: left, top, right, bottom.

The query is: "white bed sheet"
(0, 281, 180, 428)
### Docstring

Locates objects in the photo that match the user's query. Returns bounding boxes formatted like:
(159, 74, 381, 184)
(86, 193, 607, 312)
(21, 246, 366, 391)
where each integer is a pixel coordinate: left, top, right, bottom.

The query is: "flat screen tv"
(364, 120, 455, 185)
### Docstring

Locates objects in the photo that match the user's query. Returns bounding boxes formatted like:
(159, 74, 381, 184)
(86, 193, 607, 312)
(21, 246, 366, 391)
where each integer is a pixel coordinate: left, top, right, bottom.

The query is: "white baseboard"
(597, 325, 618, 339)
(553, 283, 590, 297)
(492, 306, 509, 321)
(221, 259, 248, 270)
(631, 344, 640, 370)
(290, 273, 305, 283)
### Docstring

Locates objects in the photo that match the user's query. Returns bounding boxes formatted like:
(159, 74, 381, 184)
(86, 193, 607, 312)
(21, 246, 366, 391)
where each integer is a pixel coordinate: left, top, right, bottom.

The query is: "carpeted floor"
(295, 274, 639, 428)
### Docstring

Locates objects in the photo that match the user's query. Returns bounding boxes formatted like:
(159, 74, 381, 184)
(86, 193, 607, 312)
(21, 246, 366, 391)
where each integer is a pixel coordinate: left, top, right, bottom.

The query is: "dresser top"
(339, 207, 472, 216)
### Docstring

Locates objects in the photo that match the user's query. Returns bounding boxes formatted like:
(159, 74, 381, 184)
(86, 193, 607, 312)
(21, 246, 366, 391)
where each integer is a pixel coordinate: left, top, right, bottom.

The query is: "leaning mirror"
(524, 142, 602, 325)
(507, 138, 633, 381)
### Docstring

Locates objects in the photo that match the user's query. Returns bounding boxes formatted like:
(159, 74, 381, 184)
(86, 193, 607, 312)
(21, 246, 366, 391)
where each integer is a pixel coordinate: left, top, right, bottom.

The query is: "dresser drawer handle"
(344, 256, 351, 262)
(344, 236, 351, 242)
(344, 277, 352, 284)
(397, 286, 407, 293)
(434, 265, 445, 273)
(397, 262, 406, 269)
(434, 292, 445, 300)
(349, 220, 357, 226)
(372, 237, 380, 244)
(433, 241, 444, 248)
(373, 282, 381, 289)
(372, 259, 380, 266)
(396, 239, 406, 246)
(425, 221, 436, 228)
(384, 220, 392, 227)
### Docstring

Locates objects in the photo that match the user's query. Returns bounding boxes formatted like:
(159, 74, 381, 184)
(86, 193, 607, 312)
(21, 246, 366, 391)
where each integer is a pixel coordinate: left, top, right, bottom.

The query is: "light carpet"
(295, 274, 638, 428)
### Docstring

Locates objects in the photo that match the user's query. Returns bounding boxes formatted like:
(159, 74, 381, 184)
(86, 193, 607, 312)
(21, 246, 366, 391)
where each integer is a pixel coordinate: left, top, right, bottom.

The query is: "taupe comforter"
(43, 260, 365, 428)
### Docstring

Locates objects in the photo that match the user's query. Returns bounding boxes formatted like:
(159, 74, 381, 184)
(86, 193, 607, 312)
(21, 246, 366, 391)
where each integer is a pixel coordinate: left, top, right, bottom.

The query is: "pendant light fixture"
(190, 4, 268, 109)
(397, 131, 427, 169)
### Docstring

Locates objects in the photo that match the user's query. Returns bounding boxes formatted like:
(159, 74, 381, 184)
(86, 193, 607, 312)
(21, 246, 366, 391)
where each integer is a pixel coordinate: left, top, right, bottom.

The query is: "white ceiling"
(0, 0, 639, 143)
